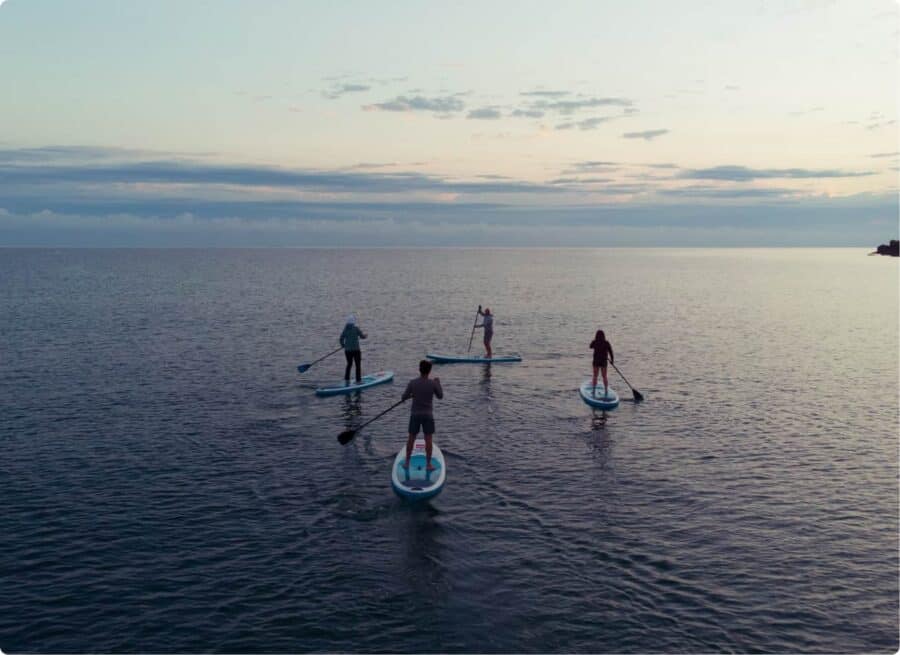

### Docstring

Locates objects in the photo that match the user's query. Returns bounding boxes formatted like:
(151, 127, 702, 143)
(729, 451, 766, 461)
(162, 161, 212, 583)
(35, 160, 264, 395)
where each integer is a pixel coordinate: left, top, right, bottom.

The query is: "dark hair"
(419, 359, 432, 375)
(595, 329, 606, 344)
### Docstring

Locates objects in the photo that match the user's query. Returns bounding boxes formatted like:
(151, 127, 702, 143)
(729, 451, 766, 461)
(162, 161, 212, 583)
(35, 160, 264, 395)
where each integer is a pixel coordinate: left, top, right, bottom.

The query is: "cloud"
(569, 161, 620, 171)
(520, 90, 570, 98)
(532, 96, 633, 114)
(4, 146, 896, 247)
(344, 162, 398, 170)
(510, 109, 545, 118)
(467, 107, 503, 120)
(659, 186, 800, 199)
(363, 94, 465, 113)
(679, 165, 876, 181)
(866, 119, 897, 130)
(870, 152, 898, 158)
(0, 148, 565, 198)
(622, 129, 669, 140)
(323, 83, 371, 99)
(549, 177, 612, 185)
(0, 145, 166, 163)
(556, 116, 615, 131)
(509, 91, 636, 120)
(366, 76, 409, 85)
(788, 106, 824, 116)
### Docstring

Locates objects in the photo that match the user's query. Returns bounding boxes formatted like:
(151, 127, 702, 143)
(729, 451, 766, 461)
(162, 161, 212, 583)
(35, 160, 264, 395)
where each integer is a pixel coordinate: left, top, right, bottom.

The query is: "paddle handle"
(466, 305, 481, 352)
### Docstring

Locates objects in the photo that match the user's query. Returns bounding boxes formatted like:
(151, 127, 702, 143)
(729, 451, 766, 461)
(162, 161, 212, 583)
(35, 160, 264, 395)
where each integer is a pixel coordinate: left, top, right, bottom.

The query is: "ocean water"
(1, 247, 897, 653)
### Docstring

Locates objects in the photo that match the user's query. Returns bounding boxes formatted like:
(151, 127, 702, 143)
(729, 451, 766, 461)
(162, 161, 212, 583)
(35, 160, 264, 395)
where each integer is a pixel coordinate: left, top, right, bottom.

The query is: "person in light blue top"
(339, 314, 367, 383)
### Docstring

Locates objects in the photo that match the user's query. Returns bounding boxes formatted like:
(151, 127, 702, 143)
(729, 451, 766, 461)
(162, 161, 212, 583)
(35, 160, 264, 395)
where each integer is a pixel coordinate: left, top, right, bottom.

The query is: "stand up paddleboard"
(391, 438, 446, 501)
(315, 371, 394, 396)
(426, 353, 522, 363)
(579, 380, 620, 410)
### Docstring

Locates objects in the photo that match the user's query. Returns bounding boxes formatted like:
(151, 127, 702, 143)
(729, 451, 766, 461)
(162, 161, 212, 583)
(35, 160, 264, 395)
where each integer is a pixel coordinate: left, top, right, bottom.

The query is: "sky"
(0, 0, 897, 246)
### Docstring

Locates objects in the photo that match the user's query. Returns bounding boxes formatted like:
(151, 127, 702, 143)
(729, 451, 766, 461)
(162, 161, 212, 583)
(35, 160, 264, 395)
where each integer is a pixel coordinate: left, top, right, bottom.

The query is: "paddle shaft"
(299, 346, 343, 372)
(339, 398, 407, 444)
(353, 398, 406, 433)
(466, 305, 481, 352)
(610, 361, 644, 402)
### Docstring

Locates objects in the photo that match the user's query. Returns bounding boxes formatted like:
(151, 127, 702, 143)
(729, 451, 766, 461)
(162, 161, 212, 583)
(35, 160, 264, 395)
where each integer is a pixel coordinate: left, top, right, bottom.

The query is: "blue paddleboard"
(391, 438, 446, 501)
(426, 353, 522, 363)
(315, 370, 394, 396)
(579, 380, 620, 410)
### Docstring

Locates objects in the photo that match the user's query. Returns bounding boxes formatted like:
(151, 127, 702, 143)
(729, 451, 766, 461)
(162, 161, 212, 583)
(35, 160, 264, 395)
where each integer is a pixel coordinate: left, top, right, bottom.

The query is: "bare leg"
(601, 365, 609, 398)
(485, 337, 492, 359)
(425, 433, 435, 470)
(591, 365, 599, 396)
(404, 433, 416, 468)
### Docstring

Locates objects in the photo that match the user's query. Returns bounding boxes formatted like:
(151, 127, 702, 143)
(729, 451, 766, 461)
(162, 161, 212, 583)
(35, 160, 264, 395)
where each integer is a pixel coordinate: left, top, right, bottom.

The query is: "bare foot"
(426, 463, 436, 471)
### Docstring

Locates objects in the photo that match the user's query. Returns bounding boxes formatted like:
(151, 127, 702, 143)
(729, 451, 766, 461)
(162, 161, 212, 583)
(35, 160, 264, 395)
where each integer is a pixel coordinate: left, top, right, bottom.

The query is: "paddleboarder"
(590, 329, 614, 399)
(339, 314, 367, 384)
(475, 306, 494, 359)
(402, 360, 443, 471)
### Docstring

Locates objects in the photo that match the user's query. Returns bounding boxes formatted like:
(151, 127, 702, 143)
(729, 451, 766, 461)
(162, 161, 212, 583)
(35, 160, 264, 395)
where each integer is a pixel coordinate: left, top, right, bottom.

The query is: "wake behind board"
(579, 380, 620, 410)
(391, 439, 446, 501)
(426, 353, 522, 363)
(315, 370, 394, 396)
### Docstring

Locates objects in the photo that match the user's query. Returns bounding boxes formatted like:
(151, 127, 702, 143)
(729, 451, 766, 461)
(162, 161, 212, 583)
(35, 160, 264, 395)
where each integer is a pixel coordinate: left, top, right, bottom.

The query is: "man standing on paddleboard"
(402, 360, 443, 471)
(339, 315, 367, 384)
(475, 306, 494, 359)
(590, 329, 614, 399)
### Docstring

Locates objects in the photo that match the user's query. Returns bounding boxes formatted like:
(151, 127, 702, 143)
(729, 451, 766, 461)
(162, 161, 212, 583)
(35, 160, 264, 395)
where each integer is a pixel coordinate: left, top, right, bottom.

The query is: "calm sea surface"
(1, 248, 897, 653)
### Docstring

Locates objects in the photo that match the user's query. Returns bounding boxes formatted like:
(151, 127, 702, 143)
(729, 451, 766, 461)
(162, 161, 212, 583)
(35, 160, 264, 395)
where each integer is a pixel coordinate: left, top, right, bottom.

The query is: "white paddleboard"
(315, 370, 394, 396)
(426, 353, 522, 363)
(579, 380, 620, 410)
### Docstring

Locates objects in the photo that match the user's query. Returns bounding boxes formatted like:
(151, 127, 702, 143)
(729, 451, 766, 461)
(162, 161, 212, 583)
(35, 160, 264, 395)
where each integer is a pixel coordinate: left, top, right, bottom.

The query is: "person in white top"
(475, 307, 494, 359)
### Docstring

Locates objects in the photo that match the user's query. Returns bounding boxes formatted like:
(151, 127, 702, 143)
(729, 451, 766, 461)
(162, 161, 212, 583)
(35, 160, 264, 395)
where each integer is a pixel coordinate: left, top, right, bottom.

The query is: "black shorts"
(593, 358, 608, 368)
(408, 414, 435, 435)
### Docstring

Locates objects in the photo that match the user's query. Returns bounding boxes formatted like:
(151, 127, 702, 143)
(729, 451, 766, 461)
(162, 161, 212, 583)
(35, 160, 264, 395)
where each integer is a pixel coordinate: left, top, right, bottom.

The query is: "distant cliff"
(872, 240, 899, 257)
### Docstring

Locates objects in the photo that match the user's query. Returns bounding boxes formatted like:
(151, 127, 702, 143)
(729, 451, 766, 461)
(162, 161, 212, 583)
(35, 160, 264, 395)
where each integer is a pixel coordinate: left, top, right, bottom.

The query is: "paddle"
(297, 346, 342, 373)
(611, 362, 644, 403)
(338, 398, 407, 445)
(466, 305, 482, 353)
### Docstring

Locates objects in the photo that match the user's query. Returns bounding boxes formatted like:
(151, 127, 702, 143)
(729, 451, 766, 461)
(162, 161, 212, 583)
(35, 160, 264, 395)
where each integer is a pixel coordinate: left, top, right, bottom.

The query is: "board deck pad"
(395, 455, 442, 489)
(391, 439, 446, 500)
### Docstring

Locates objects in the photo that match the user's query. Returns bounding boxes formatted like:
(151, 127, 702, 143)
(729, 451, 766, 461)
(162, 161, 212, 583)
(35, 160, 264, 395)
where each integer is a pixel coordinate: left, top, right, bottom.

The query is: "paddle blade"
(632, 389, 645, 403)
(337, 429, 357, 445)
(297, 364, 311, 373)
